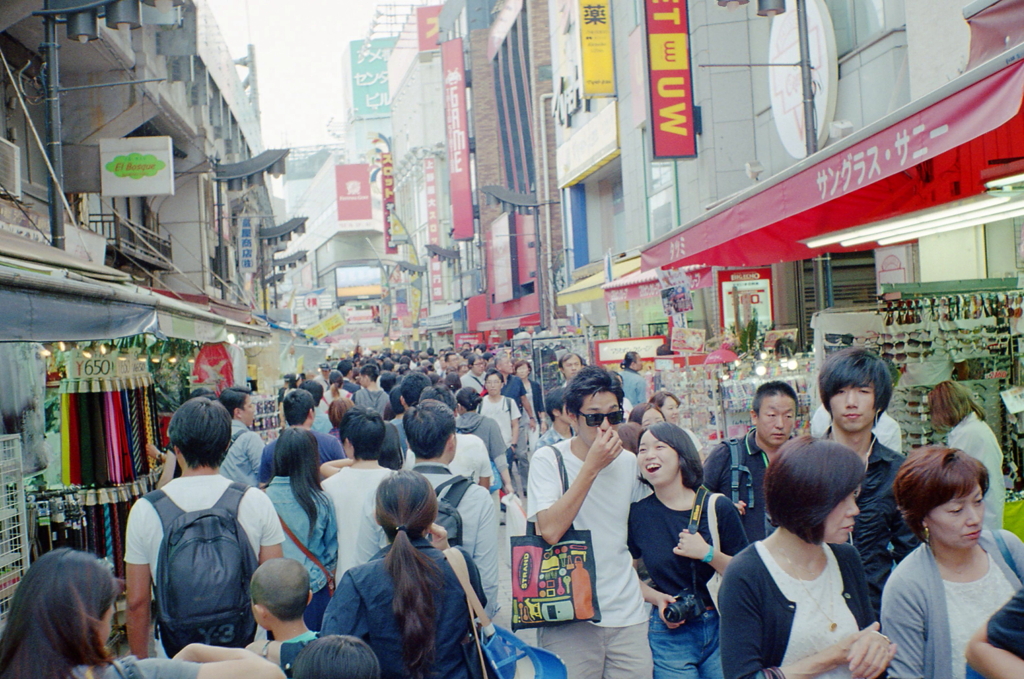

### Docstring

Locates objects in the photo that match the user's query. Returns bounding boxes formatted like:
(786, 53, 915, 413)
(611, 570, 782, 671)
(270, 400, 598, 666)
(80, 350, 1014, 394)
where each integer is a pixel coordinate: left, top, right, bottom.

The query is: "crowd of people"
(2, 343, 1024, 679)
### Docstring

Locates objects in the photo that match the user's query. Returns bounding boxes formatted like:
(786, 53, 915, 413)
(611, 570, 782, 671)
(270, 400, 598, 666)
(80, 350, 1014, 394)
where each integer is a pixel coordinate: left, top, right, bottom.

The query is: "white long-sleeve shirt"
(948, 412, 1005, 531)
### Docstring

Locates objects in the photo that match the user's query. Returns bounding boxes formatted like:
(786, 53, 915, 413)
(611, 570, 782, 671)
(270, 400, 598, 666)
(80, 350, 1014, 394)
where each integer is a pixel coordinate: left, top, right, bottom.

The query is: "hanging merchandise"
(0, 343, 49, 474)
(250, 394, 280, 442)
(191, 342, 235, 393)
(0, 435, 30, 628)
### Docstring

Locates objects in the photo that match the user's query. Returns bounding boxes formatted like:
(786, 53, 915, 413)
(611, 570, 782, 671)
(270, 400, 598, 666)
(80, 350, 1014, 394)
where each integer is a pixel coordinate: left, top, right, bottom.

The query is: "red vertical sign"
(644, 0, 697, 158)
(380, 153, 397, 254)
(424, 157, 441, 245)
(441, 39, 474, 241)
(417, 6, 442, 51)
(430, 257, 445, 301)
(335, 164, 372, 220)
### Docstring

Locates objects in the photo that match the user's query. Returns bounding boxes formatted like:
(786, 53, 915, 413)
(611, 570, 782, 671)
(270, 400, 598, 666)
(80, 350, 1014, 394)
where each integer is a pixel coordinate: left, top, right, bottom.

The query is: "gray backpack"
(145, 482, 258, 656)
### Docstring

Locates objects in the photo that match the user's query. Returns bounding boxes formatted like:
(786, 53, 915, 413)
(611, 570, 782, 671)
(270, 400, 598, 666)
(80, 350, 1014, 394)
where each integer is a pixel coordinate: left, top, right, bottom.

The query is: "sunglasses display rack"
(250, 393, 281, 442)
(0, 435, 29, 631)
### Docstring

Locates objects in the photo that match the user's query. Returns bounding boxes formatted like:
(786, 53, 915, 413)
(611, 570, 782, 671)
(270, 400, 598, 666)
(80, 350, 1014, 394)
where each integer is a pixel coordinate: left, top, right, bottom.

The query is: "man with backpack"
(218, 387, 266, 487)
(355, 399, 499, 617)
(702, 380, 799, 541)
(125, 397, 285, 658)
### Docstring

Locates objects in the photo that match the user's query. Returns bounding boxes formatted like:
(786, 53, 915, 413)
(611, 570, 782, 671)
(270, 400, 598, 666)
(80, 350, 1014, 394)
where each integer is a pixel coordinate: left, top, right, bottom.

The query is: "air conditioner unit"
(0, 138, 21, 201)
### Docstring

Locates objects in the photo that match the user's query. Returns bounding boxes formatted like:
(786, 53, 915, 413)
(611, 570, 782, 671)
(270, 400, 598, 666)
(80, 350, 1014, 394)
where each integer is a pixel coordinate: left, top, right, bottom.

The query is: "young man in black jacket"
(818, 347, 918, 614)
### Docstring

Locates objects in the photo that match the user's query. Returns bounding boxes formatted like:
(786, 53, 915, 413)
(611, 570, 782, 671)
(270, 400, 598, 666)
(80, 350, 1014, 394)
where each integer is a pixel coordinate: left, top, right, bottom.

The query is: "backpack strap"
(726, 437, 753, 509)
(435, 475, 471, 504)
(230, 428, 247, 445)
(212, 481, 248, 514)
(145, 489, 185, 530)
(442, 477, 474, 508)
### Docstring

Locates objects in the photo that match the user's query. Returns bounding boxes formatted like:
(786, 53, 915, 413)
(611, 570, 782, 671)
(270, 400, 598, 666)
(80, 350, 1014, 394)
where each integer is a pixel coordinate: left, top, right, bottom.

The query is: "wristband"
(701, 544, 714, 564)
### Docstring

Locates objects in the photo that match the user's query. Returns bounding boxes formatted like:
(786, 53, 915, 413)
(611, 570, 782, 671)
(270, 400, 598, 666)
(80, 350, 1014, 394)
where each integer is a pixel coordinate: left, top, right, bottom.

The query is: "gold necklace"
(775, 545, 839, 632)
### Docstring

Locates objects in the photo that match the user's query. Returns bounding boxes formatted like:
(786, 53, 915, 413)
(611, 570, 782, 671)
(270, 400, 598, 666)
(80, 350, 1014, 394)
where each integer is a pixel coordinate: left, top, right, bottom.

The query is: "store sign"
(238, 218, 255, 273)
(605, 281, 662, 303)
(441, 39, 474, 241)
(768, 0, 838, 159)
(430, 257, 445, 302)
(306, 312, 346, 340)
(875, 244, 914, 289)
(335, 164, 372, 220)
(643, 0, 697, 158)
(556, 101, 619, 187)
(345, 306, 376, 324)
(490, 213, 515, 304)
(424, 157, 441, 245)
(717, 267, 774, 333)
(456, 332, 483, 348)
(593, 336, 667, 365)
(579, 0, 614, 96)
(417, 5, 442, 51)
(100, 137, 174, 197)
(380, 152, 397, 254)
(66, 350, 150, 381)
(349, 38, 396, 118)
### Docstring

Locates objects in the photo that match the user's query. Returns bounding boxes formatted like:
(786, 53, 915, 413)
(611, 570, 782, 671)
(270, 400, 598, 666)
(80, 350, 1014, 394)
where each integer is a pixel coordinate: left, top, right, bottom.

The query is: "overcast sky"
(205, 0, 378, 149)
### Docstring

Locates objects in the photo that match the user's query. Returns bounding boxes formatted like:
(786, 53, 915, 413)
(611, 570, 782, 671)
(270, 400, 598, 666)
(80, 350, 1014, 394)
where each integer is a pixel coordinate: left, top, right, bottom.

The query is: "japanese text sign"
(238, 218, 255, 273)
(349, 38, 396, 118)
(335, 164, 372, 220)
(441, 39, 475, 240)
(644, 0, 697, 158)
(417, 6, 442, 51)
(380, 153, 397, 254)
(430, 257, 445, 302)
(579, 0, 615, 96)
(424, 157, 441, 245)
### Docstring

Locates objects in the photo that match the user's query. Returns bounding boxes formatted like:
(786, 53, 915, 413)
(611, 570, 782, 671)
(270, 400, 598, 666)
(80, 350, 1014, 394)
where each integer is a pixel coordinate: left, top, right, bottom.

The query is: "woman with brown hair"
(881, 446, 1024, 679)
(928, 381, 1005, 530)
(0, 549, 283, 679)
(629, 402, 665, 427)
(320, 470, 487, 679)
(650, 391, 682, 426)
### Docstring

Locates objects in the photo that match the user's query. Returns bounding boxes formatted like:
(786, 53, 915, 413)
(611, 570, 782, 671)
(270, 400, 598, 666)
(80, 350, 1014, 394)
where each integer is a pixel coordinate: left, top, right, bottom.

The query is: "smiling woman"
(627, 422, 748, 679)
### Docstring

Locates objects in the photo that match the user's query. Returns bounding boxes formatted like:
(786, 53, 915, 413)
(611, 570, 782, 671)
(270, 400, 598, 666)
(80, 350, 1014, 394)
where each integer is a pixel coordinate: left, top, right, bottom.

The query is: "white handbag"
(705, 492, 725, 609)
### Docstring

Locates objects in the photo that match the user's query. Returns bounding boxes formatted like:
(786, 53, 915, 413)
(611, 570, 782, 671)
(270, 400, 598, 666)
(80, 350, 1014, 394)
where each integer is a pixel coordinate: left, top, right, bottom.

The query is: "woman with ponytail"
(320, 470, 487, 679)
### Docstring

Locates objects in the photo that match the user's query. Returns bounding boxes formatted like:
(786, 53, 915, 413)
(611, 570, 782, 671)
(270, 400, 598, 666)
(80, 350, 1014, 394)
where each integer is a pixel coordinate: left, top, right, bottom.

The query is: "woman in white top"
(881, 446, 1024, 679)
(718, 436, 896, 679)
(479, 369, 521, 452)
(928, 381, 1005, 531)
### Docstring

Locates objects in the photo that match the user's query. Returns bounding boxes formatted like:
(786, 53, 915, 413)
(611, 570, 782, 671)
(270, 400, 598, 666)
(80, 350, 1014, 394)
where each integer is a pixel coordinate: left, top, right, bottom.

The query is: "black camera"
(663, 593, 706, 624)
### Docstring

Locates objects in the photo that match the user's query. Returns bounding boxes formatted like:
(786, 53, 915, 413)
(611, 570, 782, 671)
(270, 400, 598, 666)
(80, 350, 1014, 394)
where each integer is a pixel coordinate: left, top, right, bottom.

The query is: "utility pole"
(796, 0, 817, 156)
(42, 4, 65, 250)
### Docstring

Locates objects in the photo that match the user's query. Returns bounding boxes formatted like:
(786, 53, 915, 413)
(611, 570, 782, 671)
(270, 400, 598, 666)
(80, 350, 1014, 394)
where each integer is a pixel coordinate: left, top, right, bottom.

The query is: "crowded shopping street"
(5, 0, 1024, 678)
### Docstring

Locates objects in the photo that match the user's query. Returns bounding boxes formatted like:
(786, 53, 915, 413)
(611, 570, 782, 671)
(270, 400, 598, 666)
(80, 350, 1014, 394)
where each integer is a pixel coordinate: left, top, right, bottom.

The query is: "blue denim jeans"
(648, 606, 724, 679)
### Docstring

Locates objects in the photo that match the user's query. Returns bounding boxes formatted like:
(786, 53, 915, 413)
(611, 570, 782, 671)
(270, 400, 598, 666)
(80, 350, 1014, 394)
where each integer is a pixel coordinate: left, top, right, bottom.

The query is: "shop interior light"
(877, 204, 1024, 245)
(227, 333, 238, 344)
(759, 351, 768, 360)
(82, 350, 93, 358)
(804, 195, 1010, 249)
(168, 356, 178, 364)
(138, 357, 148, 363)
(99, 344, 108, 355)
(57, 341, 66, 352)
(39, 348, 52, 358)
(118, 355, 128, 361)
(985, 172, 1024, 190)
(755, 363, 768, 376)
(840, 198, 1024, 246)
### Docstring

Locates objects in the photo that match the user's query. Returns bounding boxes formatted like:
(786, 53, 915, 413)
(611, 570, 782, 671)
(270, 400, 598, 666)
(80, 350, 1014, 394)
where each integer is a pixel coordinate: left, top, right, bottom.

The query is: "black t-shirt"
(703, 432, 771, 541)
(988, 584, 1024, 659)
(501, 378, 527, 406)
(628, 493, 748, 605)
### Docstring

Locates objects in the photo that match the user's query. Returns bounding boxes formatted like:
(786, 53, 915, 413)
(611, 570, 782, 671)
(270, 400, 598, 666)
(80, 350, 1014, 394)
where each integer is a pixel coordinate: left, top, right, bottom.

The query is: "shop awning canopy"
(642, 46, 1024, 271)
(557, 257, 641, 306)
(260, 217, 307, 243)
(215, 149, 289, 181)
(477, 313, 541, 331)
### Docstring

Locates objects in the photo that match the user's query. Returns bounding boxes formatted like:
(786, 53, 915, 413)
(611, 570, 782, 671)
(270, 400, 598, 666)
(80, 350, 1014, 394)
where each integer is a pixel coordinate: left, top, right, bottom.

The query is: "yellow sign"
(579, 0, 615, 96)
(305, 312, 346, 340)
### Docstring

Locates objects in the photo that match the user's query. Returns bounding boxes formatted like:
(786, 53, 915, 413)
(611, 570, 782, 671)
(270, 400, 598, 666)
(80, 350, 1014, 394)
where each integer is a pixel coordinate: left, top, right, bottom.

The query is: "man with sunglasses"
(527, 365, 652, 679)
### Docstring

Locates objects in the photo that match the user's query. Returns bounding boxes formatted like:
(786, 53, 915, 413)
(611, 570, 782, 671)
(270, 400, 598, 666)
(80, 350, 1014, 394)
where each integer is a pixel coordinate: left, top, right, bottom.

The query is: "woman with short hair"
(928, 381, 1005, 531)
(882, 446, 1024, 679)
(719, 436, 896, 679)
(630, 402, 666, 428)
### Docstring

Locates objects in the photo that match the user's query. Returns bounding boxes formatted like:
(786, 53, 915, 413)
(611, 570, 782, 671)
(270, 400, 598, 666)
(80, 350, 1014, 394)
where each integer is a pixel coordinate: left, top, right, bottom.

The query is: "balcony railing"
(87, 214, 172, 269)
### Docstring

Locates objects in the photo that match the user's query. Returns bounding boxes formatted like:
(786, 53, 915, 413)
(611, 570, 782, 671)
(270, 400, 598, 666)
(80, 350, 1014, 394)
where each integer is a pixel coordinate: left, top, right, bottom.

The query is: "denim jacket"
(265, 477, 339, 593)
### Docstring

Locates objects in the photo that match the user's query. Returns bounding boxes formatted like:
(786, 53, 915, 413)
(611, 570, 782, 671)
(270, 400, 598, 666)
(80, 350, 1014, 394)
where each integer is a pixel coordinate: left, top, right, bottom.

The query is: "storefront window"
(647, 322, 669, 337)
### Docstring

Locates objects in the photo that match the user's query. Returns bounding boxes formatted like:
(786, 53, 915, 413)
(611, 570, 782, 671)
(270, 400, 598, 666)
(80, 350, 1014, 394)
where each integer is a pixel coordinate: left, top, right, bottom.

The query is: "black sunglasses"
(580, 410, 625, 427)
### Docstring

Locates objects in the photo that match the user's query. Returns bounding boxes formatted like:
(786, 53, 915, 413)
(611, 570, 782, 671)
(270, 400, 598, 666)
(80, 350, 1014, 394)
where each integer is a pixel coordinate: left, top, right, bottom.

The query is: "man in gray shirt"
(353, 363, 389, 415)
(217, 387, 265, 487)
(355, 399, 499, 616)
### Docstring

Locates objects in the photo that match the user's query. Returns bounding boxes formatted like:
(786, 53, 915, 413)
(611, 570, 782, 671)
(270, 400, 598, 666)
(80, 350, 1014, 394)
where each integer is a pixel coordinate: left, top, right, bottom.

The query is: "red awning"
(477, 313, 541, 331)
(602, 265, 713, 302)
(642, 52, 1024, 271)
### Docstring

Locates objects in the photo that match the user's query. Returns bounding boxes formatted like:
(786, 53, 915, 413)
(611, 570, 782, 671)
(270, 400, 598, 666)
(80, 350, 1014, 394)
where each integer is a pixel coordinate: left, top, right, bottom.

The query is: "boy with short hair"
(247, 558, 318, 677)
(536, 387, 572, 449)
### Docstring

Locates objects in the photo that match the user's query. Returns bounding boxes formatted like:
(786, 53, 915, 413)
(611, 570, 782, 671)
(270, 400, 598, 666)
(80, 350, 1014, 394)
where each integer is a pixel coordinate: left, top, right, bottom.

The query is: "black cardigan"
(718, 542, 877, 679)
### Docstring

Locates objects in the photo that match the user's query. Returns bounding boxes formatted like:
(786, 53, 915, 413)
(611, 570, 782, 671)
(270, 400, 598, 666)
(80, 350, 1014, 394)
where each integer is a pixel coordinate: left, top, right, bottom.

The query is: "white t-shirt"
(451, 434, 492, 483)
(322, 467, 394, 579)
(479, 396, 521, 448)
(948, 413, 1005, 532)
(945, 554, 1015, 679)
(526, 439, 648, 628)
(124, 475, 285, 580)
(755, 542, 859, 679)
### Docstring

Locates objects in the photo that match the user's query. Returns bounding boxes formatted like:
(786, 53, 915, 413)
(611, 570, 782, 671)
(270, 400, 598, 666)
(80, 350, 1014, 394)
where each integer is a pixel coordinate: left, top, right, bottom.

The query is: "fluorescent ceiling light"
(839, 198, 1024, 246)
(803, 195, 1009, 249)
(877, 205, 1024, 245)
(985, 173, 1024, 190)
